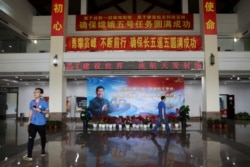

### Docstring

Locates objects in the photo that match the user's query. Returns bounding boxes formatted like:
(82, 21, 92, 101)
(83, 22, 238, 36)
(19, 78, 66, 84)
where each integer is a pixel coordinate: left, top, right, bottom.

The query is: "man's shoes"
(23, 155, 33, 161)
(41, 151, 46, 157)
(151, 132, 157, 138)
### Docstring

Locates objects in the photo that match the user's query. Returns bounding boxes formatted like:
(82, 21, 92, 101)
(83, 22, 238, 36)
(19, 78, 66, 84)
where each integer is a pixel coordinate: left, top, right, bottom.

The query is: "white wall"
(66, 82, 87, 119)
(218, 38, 245, 51)
(6, 93, 17, 115)
(184, 83, 202, 117)
(26, 39, 51, 53)
(18, 83, 87, 119)
(0, 0, 35, 33)
(220, 84, 250, 113)
(235, 0, 250, 33)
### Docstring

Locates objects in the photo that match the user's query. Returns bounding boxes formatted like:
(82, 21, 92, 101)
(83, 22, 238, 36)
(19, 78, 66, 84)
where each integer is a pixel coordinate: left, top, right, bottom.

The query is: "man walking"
(23, 88, 49, 161)
(151, 96, 171, 137)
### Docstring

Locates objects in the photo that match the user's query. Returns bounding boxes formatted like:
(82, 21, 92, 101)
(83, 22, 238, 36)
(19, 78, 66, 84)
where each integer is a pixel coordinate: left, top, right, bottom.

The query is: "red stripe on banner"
(66, 36, 201, 51)
(76, 14, 194, 31)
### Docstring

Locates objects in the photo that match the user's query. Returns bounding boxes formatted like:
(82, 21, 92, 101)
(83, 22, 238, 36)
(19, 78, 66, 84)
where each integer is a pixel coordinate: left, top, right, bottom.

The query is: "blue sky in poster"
(87, 77, 184, 117)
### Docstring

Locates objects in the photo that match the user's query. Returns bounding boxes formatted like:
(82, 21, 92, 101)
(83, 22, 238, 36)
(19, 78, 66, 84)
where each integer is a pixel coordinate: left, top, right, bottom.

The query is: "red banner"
(66, 36, 201, 51)
(202, 0, 217, 34)
(51, 0, 65, 36)
(76, 14, 193, 31)
(64, 61, 203, 71)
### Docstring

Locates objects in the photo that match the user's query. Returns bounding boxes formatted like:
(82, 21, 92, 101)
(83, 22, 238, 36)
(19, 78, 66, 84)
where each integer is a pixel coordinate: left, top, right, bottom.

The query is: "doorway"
(0, 93, 7, 119)
(0, 87, 18, 119)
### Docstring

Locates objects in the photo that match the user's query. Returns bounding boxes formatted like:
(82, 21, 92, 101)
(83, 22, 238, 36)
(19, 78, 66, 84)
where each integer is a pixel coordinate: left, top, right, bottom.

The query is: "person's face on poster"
(96, 88, 104, 99)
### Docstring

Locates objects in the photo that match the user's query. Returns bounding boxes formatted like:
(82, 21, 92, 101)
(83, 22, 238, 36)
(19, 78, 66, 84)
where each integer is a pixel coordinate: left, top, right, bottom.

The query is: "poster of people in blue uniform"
(87, 77, 185, 117)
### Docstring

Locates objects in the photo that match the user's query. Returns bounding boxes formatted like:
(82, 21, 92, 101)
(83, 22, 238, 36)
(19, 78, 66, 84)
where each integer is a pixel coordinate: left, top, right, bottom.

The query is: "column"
(49, 0, 68, 121)
(200, 0, 220, 120)
(81, 0, 87, 14)
(182, 0, 188, 13)
(200, 1, 221, 165)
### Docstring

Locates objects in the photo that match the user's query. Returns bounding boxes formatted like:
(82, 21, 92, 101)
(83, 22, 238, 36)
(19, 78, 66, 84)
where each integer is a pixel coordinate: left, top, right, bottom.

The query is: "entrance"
(0, 93, 7, 119)
(0, 87, 19, 119)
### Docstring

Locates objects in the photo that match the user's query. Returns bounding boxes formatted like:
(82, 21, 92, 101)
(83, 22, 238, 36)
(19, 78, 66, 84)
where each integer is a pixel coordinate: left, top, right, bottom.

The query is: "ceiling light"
(53, 55, 58, 67)
(237, 76, 240, 81)
(33, 40, 37, 44)
(233, 37, 237, 42)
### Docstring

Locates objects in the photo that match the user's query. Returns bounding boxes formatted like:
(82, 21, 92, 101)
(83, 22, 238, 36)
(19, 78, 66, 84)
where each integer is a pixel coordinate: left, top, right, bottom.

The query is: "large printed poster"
(87, 77, 184, 117)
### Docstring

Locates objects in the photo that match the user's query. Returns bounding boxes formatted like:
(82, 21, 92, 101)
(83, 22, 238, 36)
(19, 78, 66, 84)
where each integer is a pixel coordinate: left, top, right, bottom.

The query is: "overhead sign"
(66, 36, 201, 51)
(76, 14, 194, 31)
(51, 0, 65, 36)
(64, 61, 203, 71)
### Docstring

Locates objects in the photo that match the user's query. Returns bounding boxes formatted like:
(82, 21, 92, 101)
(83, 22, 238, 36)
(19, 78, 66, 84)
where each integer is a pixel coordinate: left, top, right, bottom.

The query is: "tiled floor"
(0, 119, 250, 167)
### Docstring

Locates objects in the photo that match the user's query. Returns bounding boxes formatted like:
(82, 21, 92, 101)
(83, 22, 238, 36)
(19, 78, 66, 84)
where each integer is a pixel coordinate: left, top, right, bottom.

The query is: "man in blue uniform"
(23, 88, 49, 161)
(151, 95, 171, 137)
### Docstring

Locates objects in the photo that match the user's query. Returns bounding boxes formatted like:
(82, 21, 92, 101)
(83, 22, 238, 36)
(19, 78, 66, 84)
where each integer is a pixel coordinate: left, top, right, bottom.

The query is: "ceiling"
(0, 0, 241, 42)
(27, 0, 240, 15)
(1, 0, 249, 87)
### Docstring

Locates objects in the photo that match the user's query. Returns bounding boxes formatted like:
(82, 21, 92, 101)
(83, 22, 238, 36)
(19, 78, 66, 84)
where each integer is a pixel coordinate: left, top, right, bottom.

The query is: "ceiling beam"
(142, 4, 155, 13)
(114, 4, 127, 14)
(144, 0, 172, 12)
(97, 0, 126, 12)
(132, 0, 137, 14)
